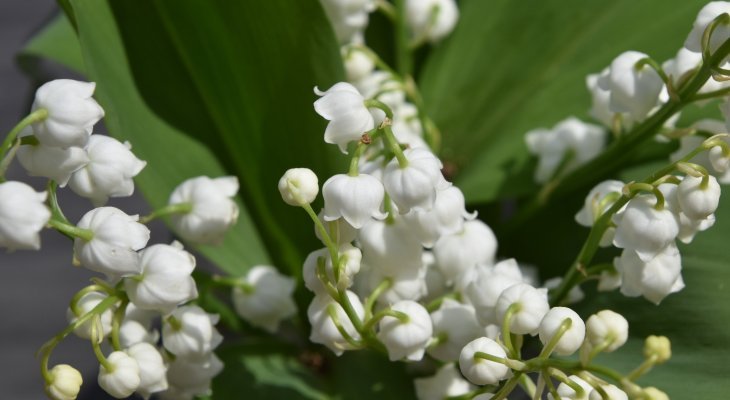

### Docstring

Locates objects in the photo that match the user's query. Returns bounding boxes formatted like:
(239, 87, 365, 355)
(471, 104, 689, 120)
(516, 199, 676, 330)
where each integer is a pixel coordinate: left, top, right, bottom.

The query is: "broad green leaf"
(420, 0, 710, 204)
(61, 1, 270, 274)
(81, 0, 347, 274)
(213, 341, 331, 400)
(17, 14, 83, 75)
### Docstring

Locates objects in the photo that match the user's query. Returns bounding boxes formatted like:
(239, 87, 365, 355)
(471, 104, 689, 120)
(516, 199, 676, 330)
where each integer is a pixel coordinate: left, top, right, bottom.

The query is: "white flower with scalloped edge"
(124, 242, 197, 314)
(0, 181, 51, 251)
(612, 194, 679, 262)
(597, 51, 665, 121)
(98, 351, 140, 399)
(464, 259, 524, 326)
(314, 82, 374, 153)
(73, 207, 149, 278)
(169, 176, 239, 245)
(428, 299, 482, 362)
(322, 173, 385, 229)
(414, 363, 474, 400)
(303, 244, 362, 294)
(126, 342, 168, 399)
(458, 337, 511, 385)
(614, 244, 684, 305)
(433, 219, 497, 282)
(677, 174, 721, 220)
(377, 300, 433, 361)
(68, 135, 146, 206)
(162, 305, 222, 361)
(383, 148, 449, 214)
(161, 352, 223, 400)
(17, 127, 88, 187)
(685, 2, 730, 55)
(404, 185, 475, 248)
(359, 215, 423, 275)
(525, 117, 606, 184)
(232, 265, 297, 332)
(31, 79, 104, 148)
(405, 0, 459, 43)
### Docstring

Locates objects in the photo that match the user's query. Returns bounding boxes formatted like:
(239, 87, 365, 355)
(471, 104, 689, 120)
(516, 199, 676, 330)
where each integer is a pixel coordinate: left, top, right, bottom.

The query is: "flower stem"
(139, 202, 193, 224)
(48, 218, 94, 242)
(0, 108, 48, 180)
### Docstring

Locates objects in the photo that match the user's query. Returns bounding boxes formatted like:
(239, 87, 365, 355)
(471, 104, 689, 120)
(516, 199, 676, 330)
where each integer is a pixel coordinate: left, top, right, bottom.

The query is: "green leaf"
(79, 0, 348, 274)
(577, 191, 730, 396)
(420, 0, 710, 204)
(61, 1, 271, 274)
(17, 14, 84, 77)
(214, 342, 331, 400)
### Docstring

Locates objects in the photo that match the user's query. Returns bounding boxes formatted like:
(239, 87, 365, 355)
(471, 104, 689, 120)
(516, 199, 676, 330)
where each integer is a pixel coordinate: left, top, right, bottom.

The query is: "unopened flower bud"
(278, 168, 319, 206)
(46, 364, 83, 400)
(458, 337, 510, 385)
(585, 310, 629, 352)
(589, 384, 628, 400)
(644, 335, 671, 364)
(495, 283, 550, 335)
(641, 387, 669, 400)
(538, 307, 586, 356)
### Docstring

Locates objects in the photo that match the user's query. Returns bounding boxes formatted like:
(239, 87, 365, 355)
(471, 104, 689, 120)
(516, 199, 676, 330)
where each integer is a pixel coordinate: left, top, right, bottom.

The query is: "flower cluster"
(0, 79, 297, 399)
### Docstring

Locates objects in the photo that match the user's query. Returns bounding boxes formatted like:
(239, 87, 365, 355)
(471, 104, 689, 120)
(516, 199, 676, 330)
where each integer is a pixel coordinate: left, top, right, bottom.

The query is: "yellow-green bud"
(643, 335, 671, 364)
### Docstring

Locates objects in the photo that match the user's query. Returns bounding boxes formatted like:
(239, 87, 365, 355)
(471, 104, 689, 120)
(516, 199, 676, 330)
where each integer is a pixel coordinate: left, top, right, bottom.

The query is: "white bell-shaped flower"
(163, 353, 223, 400)
(124, 242, 197, 314)
(31, 79, 104, 148)
(17, 128, 89, 187)
(392, 102, 427, 150)
(308, 291, 364, 355)
(404, 186, 474, 247)
(98, 351, 140, 399)
(169, 176, 239, 245)
(319, 0, 374, 44)
(126, 342, 168, 399)
(368, 263, 428, 304)
(589, 384, 628, 400)
(278, 168, 319, 206)
(0, 181, 50, 251)
(413, 363, 474, 400)
(119, 304, 159, 349)
(495, 283, 550, 335)
(684, 2, 730, 55)
(586, 68, 635, 130)
(598, 51, 665, 121)
(343, 47, 375, 82)
(525, 117, 606, 184)
(322, 173, 385, 229)
(538, 307, 586, 356)
(46, 364, 83, 400)
(615, 245, 684, 305)
(676, 175, 721, 220)
(585, 310, 629, 352)
(433, 219, 498, 282)
(547, 375, 592, 400)
(464, 259, 524, 326)
(377, 300, 433, 361)
(678, 211, 715, 244)
(162, 305, 222, 361)
(670, 120, 730, 182)
(66, 291, 114, 340)
(383, 148, 448, 213)
(359, 216, 423, 274)
(314, 82, 375, 153)
(73, 207, 150, 277)
(422, 251, 449, 302)
(663, 48, 730, 95)
(428, 299, 482, 362)
(405, 0, 459, 43)
(710, 143, 730, 175)
(231, 265, 297, 332)
(612, 194, 679, 262)
(68, 135, 146, 206)
(458, 337, 511, 385)
(355, 71, 405, 117)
